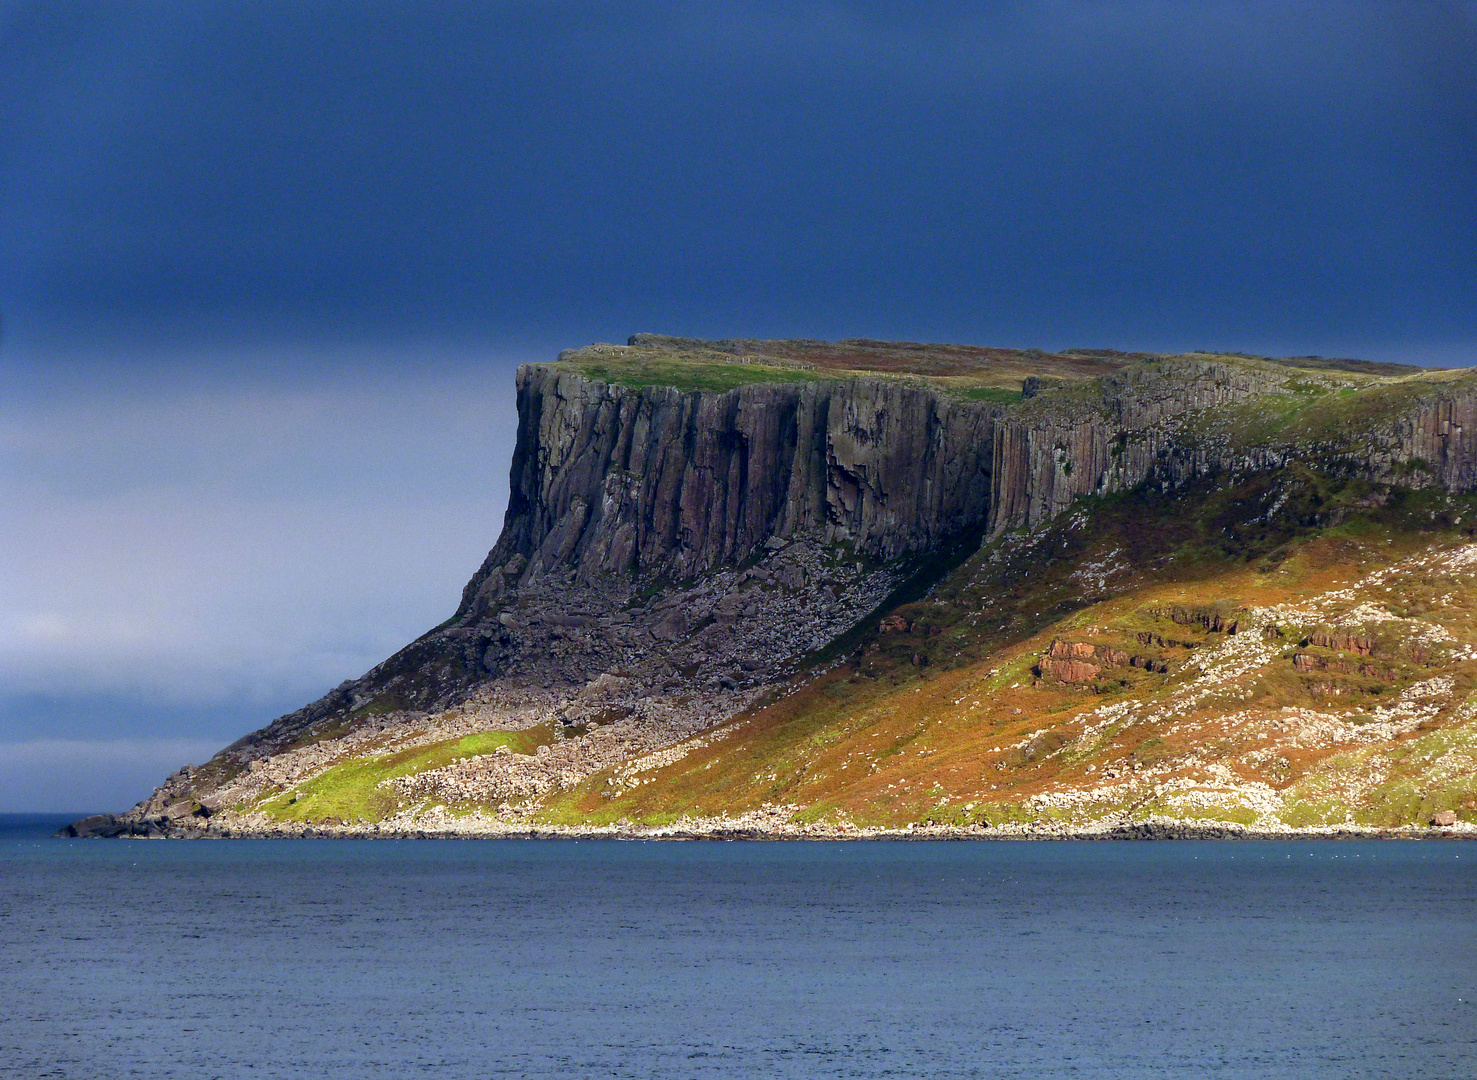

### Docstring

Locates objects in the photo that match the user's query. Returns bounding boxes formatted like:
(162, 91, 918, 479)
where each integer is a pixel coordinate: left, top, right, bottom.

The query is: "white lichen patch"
(1070, 545, 1131, 593)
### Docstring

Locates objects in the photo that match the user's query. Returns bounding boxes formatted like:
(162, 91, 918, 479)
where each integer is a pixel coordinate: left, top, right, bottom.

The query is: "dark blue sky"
(2, 1, 1474, 809)
(3, 0, 1474, 359)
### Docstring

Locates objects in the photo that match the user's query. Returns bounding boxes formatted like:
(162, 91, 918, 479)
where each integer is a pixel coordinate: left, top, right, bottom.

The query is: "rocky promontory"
(84, 337, 1477, 838)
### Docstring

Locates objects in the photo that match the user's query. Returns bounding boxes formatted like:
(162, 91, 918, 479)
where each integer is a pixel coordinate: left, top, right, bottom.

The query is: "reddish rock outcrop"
(1307, 630, 1375, 655)
(1039, 639, 1168, 682)
(1039, 657, 1103, 683)
(1162, 605, 1241, 634)
(1049, 641, 1097, 660)
(1292, 653, 1395, 680)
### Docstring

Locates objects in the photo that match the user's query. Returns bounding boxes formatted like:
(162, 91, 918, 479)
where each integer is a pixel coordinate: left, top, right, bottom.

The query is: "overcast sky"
(2, 0, 1474, 811)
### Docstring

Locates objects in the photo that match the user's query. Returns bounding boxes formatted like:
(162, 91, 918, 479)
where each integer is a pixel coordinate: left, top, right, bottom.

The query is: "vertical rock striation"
(474, 359, 1477, 601)
(988, 359, 1306, 533)
(987, 359, 1477, 535)
(461, 366, 1001, 608)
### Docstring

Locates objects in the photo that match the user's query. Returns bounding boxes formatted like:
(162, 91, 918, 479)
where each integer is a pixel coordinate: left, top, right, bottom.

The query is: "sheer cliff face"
(478, 367, 999, 590)
(989, 361, 1477, 534)
(1361, 392, 1477, 490)
(988, 360, 1308, 533)
(474, 361, 1477, 598)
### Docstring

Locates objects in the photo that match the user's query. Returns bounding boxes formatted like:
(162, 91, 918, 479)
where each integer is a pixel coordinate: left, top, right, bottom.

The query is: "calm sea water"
(2, 814, 1474, 1079)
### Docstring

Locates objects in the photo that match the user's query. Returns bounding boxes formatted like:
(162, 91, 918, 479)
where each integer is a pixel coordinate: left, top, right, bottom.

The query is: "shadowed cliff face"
(463, 367, 1000, 602)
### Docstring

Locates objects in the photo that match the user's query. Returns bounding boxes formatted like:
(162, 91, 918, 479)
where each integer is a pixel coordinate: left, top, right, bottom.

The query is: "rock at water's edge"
(56, 813, 170, 838)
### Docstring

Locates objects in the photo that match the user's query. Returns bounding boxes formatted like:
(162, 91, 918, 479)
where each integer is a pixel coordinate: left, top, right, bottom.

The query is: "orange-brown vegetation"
(543, 473, 1477, 832)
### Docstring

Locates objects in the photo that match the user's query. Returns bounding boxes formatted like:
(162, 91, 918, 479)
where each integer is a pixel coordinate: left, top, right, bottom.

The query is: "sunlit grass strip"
(256, 730, 544, 824)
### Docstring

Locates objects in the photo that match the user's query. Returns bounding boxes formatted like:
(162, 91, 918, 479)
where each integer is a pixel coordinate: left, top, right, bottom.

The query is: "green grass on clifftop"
(548, 337, 1434, 400)
(551, 354, 827, 394)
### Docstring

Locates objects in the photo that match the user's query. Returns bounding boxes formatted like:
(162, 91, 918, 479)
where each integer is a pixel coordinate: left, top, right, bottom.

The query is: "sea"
(2, 814, 1474, 1079)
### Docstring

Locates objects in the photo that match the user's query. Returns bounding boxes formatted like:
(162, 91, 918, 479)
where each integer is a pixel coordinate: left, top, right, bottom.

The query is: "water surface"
(3, 815, 1474, 1078)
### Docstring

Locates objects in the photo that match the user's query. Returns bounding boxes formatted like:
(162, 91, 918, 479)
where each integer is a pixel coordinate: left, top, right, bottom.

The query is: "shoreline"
(57, 812, 1477, 842)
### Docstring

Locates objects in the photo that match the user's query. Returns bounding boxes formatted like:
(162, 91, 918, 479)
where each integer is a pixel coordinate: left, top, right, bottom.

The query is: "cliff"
(990, 358, 1477, 532)
(462, 366, 998, 598)
(481, 354, 1477, 572)
(90, 337, 1477, 839)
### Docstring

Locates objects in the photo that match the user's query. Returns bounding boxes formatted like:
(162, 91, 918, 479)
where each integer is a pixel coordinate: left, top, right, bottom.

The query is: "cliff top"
(547, 333, 1432, 398)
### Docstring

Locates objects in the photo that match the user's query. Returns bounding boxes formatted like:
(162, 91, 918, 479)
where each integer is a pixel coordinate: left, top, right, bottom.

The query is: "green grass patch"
(955, 386, 1024, 404)
(257, 728, 550, 824)
(554, 357, 826, 394)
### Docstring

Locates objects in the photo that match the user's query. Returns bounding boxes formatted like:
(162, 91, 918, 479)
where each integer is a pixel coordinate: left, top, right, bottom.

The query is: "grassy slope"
(255, 728, 551, 824)
(535, 475, 1477, 831)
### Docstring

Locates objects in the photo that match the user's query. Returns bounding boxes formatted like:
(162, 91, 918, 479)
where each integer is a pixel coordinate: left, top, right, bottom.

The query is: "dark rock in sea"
(1103, 822, 1248, 841)
(56, 813, 172, 838)
(55, 814, 124, 838)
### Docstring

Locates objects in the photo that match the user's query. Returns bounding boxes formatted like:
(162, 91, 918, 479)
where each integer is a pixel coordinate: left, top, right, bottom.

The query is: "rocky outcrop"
(1318, 385, 1477, 492)
(1161, 604, 1243, 635)
(54, 813, 171, 838)
(988, 359, 1297, 532)
(1292, 653, 1396, 680)
(1307, 630, 1375, 655)
(1037, 639, 1168, 683)
(461, 368, 999, 602)
(988, 358, 1477, 534)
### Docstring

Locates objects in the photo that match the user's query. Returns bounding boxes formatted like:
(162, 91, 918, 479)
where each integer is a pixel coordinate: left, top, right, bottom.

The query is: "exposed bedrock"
(466, 360, 1477, 609)
(461, 366, 1000, 608)
(989, 360, 1477, 533)
(989, 360, 1291, 532)
(1369, 394, 1477, 488)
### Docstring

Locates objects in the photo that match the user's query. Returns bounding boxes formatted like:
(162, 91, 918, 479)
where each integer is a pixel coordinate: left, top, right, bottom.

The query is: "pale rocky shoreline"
(62, 809, 1477, 842)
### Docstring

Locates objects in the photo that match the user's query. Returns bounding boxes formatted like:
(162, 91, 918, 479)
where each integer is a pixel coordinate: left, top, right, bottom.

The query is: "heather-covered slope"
(81, 336, 1477, 838)
(543, 475, 1477, 834)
